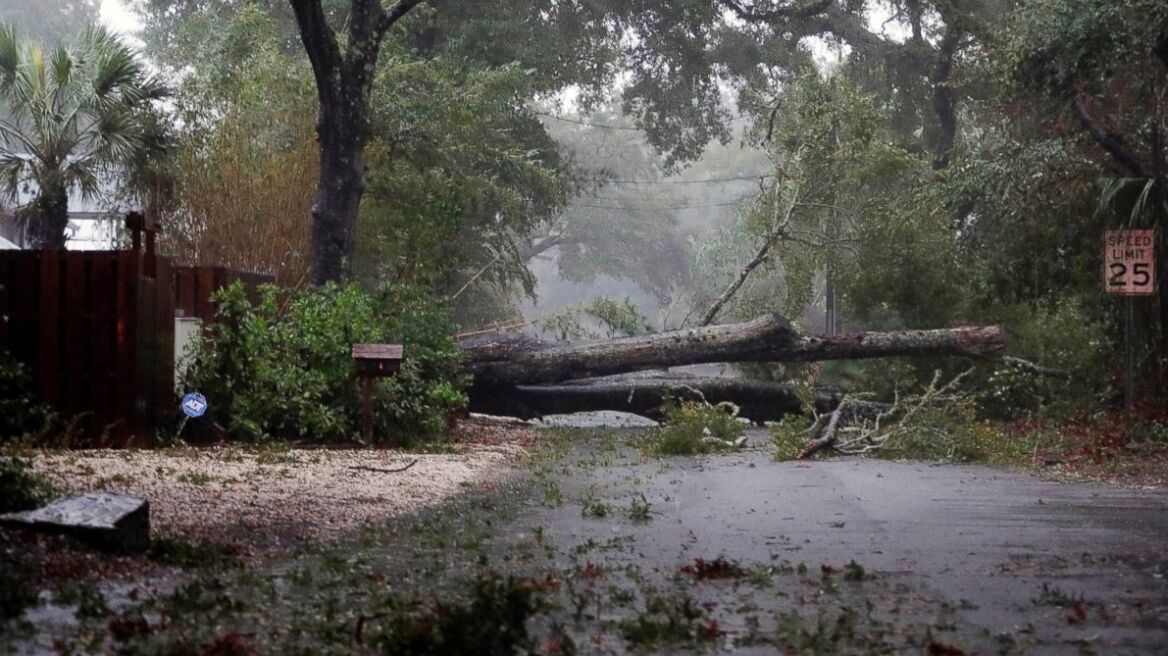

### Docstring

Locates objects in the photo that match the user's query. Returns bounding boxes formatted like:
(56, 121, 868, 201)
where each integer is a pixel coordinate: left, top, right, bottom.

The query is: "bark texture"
(27, 182, 69, 249)
(289, 0, 423, 284)
(460, 315, 1006, 387)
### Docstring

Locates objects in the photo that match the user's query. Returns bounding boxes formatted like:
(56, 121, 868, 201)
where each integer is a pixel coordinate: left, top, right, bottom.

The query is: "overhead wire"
(574, 200, 746, 211)
(600, 174, 773, 185)
(530, 110, 642, 130)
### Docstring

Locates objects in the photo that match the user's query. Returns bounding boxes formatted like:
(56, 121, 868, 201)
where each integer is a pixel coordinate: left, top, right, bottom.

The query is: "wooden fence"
(0, 250, 174, 445)
(174, 266, 275, 322)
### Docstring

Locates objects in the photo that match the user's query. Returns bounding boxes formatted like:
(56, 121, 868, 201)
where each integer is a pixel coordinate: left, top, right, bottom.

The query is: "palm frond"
(0, 150, 33, 202)
(0, 21, 170, 220)
(1095, 177, 1157, 226)
(61, 155, 101, 199)
(0, 23, 18, 91)
(49, 43, 72, 97)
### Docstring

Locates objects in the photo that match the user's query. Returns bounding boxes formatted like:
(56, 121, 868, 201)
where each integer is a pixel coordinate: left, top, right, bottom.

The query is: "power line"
(575, 200, 745, 211)
(532, 110, 642, 130)
(602, 174, 774, 185)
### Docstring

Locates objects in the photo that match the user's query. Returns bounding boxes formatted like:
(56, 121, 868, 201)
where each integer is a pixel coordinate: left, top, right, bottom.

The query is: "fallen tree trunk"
(460, 314, 1006, 387)
(466, 373, 888, 424)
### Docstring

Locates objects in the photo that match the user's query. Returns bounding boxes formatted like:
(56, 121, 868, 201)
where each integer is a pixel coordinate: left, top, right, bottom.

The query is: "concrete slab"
(0, 492, 150, 552)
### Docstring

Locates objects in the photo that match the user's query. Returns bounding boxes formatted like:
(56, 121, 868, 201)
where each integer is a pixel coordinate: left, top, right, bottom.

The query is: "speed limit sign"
(1104, 229, 1156, 295)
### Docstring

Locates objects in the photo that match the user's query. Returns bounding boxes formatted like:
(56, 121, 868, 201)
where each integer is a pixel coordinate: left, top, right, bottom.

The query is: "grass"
(580, 488, 610, 518)
(176, 471, 220, 486)
(619, 594, 720, 648)
(626, 493, 653, 522)
(1031, 583, 1085, 607)
(148, 537, 243, 570)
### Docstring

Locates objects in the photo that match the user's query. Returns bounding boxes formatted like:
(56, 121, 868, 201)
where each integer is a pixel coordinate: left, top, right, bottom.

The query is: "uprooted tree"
(460, 313, 1009, 422)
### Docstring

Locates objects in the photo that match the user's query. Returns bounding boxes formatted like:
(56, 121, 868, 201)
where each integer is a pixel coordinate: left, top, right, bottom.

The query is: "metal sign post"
(1104, 229, 1157, 409)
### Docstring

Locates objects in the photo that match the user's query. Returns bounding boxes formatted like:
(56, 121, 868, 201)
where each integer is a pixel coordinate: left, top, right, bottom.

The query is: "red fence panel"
(0, 250, 174, 445)
(173, 266, 275, 323)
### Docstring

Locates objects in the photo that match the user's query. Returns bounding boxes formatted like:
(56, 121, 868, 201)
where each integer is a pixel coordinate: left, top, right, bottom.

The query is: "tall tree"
(0, 22, 167, 249)
(287, 0, 424, 284)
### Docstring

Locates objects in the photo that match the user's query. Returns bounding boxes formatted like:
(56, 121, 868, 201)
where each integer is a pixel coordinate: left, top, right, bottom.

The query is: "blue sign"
(181, 392, 208, 418)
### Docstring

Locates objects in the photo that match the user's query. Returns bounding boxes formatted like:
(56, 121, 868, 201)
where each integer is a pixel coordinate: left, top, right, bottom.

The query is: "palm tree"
(0, 22, 168, 249)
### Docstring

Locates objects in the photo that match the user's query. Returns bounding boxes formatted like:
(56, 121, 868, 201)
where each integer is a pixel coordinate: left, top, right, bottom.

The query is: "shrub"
(0, 564, 38, 620)
(180, 283, 466, 444)
(0, 349, 52, 442)
(0, 456, 56, 513)
(646, 398, 745, 456)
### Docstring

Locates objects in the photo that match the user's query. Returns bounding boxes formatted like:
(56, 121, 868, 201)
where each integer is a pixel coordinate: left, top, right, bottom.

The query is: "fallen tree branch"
(797, 401, 845, 459)
(347, 459, 418, 474)
(831, 368, 974, 456)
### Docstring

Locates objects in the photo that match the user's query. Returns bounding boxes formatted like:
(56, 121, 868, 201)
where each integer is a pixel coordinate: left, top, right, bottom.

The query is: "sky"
(99, 0, 141, 39)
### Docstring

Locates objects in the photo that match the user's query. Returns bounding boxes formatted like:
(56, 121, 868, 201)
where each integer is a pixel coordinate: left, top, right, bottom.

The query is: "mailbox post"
(351, 344, 404, 442)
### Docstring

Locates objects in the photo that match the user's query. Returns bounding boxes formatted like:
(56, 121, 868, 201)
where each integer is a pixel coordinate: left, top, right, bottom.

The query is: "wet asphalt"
(510, 428, 1168, 653)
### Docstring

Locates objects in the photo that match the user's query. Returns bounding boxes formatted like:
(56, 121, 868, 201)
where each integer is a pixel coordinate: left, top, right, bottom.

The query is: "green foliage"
(876, 398, 1037, 464)
(181, 282, 466, 444)
(1004, 0, 1168, 102)
(538, 297, 652, 342)
(370, 573, 544, 655)
(646, 398, 744, 456)
(0, 21, 168, 242)
(771, 414, 814, 462)
(0, 349, 51, 441)
(619, 594, 718, 649)
(0, 562, 37, 620)
(357, 56, 576, 304)
(579, 489, 610, 519)
(148, 537, 242, 570)
(0, 456, 55, 513)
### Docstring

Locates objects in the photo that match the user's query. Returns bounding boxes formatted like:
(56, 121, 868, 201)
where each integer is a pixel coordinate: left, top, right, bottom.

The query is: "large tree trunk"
(28, 182, 69, 250)
(310, 106, 364, 284)
(289, 0, 423, 285)
(460, 314, 1005, 387)
(467, 372, 887, 424)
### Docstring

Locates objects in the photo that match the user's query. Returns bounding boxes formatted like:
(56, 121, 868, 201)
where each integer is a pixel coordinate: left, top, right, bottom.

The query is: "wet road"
(517, 430, 1168, 653)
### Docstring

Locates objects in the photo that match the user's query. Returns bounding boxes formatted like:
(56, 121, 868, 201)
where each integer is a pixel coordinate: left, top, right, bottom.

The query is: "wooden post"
(351, 344, 403, 443)
(362, 375, 374, 443)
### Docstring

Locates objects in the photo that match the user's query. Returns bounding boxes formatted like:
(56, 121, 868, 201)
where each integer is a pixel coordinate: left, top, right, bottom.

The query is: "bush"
(180, 283, 466, 444)
(646, 398, 744, 456)
(771, 414, 814, 461)
(0, 349, 52, 442)
(0, 456, 56, 513)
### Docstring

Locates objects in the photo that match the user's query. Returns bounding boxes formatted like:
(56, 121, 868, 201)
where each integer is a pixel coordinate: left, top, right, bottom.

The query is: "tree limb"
(378, 0, 427, 35)
(348, 459, 418, 474)
(288, 0, 342, 102)
(718, 0, 835, 22)
(1071, 95, 1152, 178)
(797, 401, 844, 459)
(700, 189, 798, 326)
(1153, 30, 1168, 71)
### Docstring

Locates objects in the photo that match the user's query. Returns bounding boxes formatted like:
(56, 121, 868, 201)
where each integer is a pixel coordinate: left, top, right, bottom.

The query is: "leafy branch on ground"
(645, 394, 746, 456)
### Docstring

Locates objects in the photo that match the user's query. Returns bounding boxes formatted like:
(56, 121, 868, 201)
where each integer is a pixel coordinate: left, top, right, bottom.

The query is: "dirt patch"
(27, 443, 521, 550)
